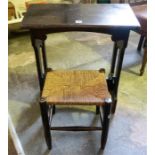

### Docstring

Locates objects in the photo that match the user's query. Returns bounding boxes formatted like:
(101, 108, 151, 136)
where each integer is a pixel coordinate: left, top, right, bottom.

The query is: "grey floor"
(8, 31, 146, 155)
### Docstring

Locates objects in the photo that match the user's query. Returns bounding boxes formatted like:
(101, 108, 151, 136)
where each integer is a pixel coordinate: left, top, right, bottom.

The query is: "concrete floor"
(8, 31, 146, 155)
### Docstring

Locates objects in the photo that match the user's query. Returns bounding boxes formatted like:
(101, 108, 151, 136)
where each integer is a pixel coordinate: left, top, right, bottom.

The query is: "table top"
(22, 4, 140, 30)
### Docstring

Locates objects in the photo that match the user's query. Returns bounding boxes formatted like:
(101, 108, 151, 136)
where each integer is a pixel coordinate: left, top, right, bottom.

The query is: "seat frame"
(40, 92, 112, 149)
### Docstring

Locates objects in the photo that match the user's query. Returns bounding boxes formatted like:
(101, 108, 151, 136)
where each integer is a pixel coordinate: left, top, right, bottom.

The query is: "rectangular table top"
(22, 4, 140, 30)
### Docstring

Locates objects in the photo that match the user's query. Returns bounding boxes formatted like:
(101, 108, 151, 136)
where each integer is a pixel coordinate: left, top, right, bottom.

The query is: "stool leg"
(101, 100, 111, 150)
(52, 105, 56, 115)
(40, 98, 52, 150)
(140, 47, 147, 76)
(111, 99, 117, 114)
(96, 106, 100, 114)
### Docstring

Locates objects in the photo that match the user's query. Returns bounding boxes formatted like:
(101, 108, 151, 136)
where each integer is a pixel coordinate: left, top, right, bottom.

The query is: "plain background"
(0, 0, 154, 154)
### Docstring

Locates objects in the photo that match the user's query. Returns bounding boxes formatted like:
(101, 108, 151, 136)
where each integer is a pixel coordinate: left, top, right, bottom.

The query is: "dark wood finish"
(22, 4, 140, 94)
(22, 4, 140, 151)
(132, 4, 147, 75)
(52, 105, 56, 115)
(110, 42, 118, 75)
(119, 1, 147, 75)
(96, 106, 100, 114)
(40, 98, 52, 149)
(22, 4, 139, 30)
(140, 45, 147, 76)
(109, 40, 127, 113)
(132, 4, 147, 36)
(48, 105, 55, 126)
(50, 126, 102, 131)
(137, 35, 145, 51)
(30, 36, 46, 90)
(101, 100, 111, 149)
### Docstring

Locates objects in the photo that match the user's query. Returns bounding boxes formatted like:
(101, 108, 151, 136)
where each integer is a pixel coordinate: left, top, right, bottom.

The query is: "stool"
(119, 1, 147, 76)
(132, 4, 147, 76)
(40, 69, 112, 150)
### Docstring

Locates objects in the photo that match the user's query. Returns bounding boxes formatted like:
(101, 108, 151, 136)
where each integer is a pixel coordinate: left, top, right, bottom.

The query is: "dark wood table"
(22, 4, 140, 150)
(22, 4, 140, 114)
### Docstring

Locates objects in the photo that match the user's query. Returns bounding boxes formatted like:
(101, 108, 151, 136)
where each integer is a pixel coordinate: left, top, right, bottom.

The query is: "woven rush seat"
(42, 70, 110, 105)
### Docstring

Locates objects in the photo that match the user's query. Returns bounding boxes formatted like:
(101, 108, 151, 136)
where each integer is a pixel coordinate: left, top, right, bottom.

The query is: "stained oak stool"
(40, 69, 112, 149)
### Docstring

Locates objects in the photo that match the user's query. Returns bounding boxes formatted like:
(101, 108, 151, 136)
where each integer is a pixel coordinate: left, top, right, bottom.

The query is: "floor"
(8, 31, 146, 155)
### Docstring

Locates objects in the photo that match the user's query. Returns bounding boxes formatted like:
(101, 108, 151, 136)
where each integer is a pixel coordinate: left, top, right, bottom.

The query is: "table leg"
(41, 40, 48, 73)
(31, 34, 48, 90)
(32, 39, 44, 90)
(137, 35, 145, 52)
(110, 42, 118, 76)
(140, 45, 147, 76)
(115, 41, 126, 88)
(109, 40, 127, 114)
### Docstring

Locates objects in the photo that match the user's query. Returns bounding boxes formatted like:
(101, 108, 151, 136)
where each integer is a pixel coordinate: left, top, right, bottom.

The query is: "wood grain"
(22, 4, 140, 30)
(42, 70, 111, 105)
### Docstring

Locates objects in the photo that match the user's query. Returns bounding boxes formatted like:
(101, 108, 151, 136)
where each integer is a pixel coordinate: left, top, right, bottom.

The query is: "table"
(22, 4, 139, 114)
(21, 4, 140, 150)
